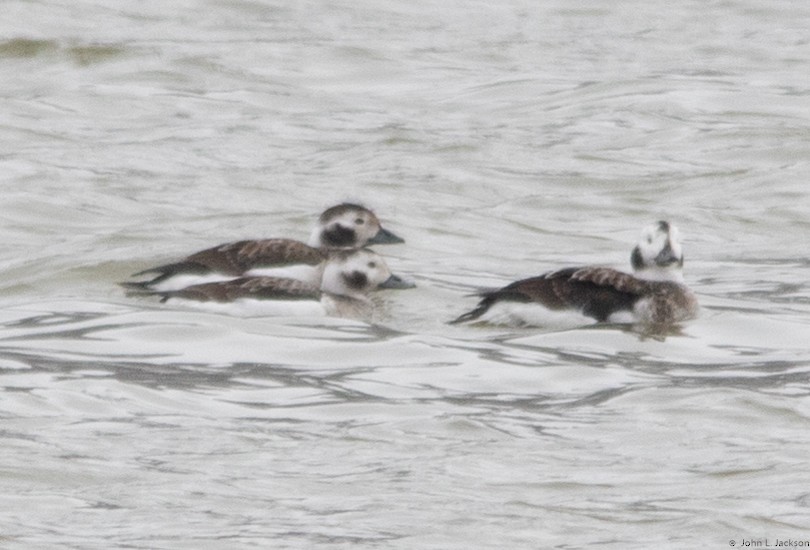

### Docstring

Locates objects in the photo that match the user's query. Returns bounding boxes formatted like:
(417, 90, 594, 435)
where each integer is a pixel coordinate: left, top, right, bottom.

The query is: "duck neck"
(635, 267, 685, 283)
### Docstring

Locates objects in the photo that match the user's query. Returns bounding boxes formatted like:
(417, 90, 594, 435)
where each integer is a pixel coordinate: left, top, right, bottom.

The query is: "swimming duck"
(148, 248, 415, 320)
(122, 203, 404, 292)
(450, 221, 698, 328)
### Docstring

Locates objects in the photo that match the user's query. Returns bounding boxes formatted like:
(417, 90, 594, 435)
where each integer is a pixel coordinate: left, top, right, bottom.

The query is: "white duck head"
(630, 221, 685, 282)
(308, 203, 404, 249)
(320, 248, 414, 298)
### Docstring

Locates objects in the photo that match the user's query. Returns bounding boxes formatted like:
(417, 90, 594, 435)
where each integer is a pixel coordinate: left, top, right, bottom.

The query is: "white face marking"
(320, 249, 394, 297)
(632, 221, 685, 282)
(308, 206, 382, 248)
(336, 209, 381, 243)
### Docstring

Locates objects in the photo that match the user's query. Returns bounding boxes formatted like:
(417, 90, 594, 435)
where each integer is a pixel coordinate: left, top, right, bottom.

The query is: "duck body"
(122, 203, 404, 292)
(451, 266, 698, 327)
(451, 221, 698, 328)
(124, 239, 326, 292)
(148, 248, 415, 320)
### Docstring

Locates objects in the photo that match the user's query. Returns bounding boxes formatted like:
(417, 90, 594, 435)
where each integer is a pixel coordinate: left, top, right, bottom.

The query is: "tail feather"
(122, 262, 197, 290)
(118, 283, 171, 302)
(131, 267, 162, 277)
(448, 298, 492, 325)
(118, 280, 153, 291)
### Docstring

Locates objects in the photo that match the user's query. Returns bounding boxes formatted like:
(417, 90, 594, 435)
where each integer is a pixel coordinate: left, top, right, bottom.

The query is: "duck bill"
(654, 242, 682, 267)
(368, 227, 405, 245)
(379, 273, 416, 290)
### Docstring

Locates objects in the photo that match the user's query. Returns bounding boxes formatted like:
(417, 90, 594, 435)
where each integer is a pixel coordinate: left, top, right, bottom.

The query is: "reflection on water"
(3, 0, 810, 547)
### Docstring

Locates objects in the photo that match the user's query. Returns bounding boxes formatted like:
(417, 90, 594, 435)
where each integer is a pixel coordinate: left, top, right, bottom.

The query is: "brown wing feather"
(162, 276, 321, 303)
(451, 266, 646, 324)
(567, 266, 652, 295)
(185, 239, 326, 274)
(509, 267, 646, 320)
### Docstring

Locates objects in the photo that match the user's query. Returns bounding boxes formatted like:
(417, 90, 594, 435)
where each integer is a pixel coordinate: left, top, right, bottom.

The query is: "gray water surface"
(2, 1, 810, 549)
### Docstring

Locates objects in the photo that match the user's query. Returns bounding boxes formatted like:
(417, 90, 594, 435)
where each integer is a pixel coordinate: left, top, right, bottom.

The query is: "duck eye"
(368, 262, 377, 269)
(355, 218, 365, 225)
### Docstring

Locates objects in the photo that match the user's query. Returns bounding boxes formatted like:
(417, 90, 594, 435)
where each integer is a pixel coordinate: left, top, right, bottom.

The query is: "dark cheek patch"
(322, 225, 357, 247)
(630, 247, 644, 270)
(342, 271, 369, 290)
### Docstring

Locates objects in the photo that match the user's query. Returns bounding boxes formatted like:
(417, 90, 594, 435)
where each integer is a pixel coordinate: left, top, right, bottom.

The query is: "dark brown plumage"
(121, 239, 326, 290)
(450, 267, 697, 326)
(157, 276, 321, 303)
(451, 221, 698, 327)
(122, 204, 404, 292)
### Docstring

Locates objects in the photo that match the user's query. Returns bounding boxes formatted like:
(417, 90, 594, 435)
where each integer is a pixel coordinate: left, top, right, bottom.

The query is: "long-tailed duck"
(450, 221, 699, 328)
(309, 203, 404, 248)
(145, 248, 415, 319)
(122, 203, 404, 292)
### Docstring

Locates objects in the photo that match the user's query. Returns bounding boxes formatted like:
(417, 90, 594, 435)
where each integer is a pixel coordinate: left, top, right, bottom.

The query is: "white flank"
(606, 310, 638, 324)
(148, 273, 239, 292)
(243, 264, 321, 286)
(163, 296, 328, 317)
(479, 302, 596, 329)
